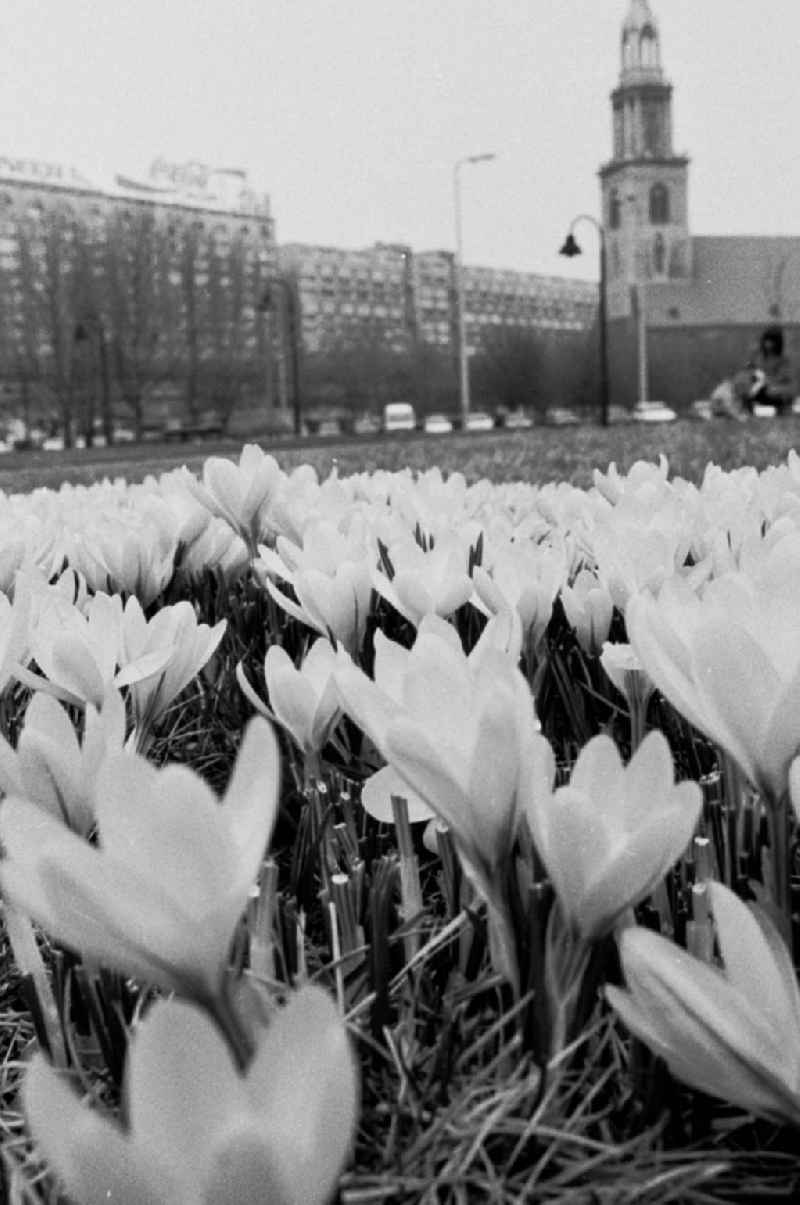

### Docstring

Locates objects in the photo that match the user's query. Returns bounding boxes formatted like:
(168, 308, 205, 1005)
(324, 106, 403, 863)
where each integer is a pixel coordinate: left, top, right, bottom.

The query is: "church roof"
(623, 1, 658, 35)
(646, 236, 800, 327)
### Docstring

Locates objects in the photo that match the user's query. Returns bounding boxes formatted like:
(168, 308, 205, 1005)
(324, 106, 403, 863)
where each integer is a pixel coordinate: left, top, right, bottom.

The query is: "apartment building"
(279, 241, 598, 357)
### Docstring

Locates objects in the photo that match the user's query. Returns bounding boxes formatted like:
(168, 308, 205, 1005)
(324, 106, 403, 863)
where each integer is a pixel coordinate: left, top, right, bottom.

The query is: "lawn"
(1, 415, 800, 494)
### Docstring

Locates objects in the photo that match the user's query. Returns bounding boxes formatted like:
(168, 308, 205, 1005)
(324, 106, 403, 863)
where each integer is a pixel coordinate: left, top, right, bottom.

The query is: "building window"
(653, 232, 666, 275)
(640, 29, 658, 69)
(609, 189, 621, 229)
(649, 183, 669, 224)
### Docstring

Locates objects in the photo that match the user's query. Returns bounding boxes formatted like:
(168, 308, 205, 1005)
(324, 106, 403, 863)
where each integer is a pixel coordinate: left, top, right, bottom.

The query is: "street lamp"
(559, 215, 610, 427)
(258, 277, 303, 437)
(454, 152, 496, 428)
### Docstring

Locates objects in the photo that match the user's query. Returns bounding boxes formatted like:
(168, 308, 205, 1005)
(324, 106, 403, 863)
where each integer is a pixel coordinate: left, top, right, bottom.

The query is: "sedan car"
(502, 407, 534, 430)
(632, 400, 677, 423)
(423, 413, 454, 434)
(464, 410, 495, 432)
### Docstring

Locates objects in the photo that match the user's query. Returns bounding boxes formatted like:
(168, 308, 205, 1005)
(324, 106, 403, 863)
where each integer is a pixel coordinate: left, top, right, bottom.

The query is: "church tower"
(600, 1, 691, 319)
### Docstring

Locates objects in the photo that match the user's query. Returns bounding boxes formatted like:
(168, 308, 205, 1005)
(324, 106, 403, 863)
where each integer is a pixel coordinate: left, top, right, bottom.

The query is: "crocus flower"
(0, 568, 32, 692)
(370, 531, 474, 626)
(24, 984, 358, 1205)
(74, 509, 178, 607)
(25, 589, 124, 708)
(0, 717, 279, 1004)
(600, 641, 655, 747)
(560, 568, 614, 657)
(0, 688, 126, 837)
(237, 638, 341, 757)
(627, 537, 800, 804)
(118, 597, 227, 738)
(265, 559, 373, 656)
(526, 731, 701, 940)
(337, 615, 541, 988)
(607, 881, 800, 1126)
(474, 536, 568, 648)
(381, 637, 543, 991)
(182, 445, 284, 551)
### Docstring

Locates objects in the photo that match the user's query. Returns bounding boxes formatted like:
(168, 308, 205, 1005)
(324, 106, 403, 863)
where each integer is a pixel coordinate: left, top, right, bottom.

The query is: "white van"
(383, 402, 416, 432)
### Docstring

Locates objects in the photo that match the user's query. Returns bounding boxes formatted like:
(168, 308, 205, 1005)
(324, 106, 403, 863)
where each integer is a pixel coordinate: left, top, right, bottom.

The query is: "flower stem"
(207, 978, 256, 1072)
(768, 793, 792, 946)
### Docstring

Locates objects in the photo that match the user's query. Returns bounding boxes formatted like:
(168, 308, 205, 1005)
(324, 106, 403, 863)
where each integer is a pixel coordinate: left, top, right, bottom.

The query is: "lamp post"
(559, 215, 610, 427)
(258, 277, 303, 437)
(454, 152, 496, 428)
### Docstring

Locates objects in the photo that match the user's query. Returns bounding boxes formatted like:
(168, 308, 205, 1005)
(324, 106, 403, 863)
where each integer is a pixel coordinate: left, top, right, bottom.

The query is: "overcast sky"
(2, 1, 799, 280)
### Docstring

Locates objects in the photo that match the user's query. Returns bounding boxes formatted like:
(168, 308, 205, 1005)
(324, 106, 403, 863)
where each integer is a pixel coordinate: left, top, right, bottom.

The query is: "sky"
(2, 1, 800, 282)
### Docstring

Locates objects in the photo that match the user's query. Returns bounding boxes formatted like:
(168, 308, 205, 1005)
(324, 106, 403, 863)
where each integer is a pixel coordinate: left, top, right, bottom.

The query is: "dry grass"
(1, 414, 800, 495)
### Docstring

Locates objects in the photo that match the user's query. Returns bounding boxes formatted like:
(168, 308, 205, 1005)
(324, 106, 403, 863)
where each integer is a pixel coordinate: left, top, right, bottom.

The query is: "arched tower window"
(649, 183, 669, 224)
(622, 34, 635, 71)
(609, 189, 621, 229)
(640, 27, 658, 69)
(653, 232, 665, 274)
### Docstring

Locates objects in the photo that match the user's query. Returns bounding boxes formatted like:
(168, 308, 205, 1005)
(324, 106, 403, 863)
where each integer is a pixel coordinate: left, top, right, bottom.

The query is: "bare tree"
(12, 210, 81, 445)
(199, 230, 263, 430)
(105, 208, 176, 439)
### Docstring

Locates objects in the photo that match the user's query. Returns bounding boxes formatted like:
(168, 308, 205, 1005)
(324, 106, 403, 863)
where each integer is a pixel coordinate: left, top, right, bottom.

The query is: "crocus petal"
(24, 1056, 173, 1205)
(361, 764, 435, 824)
(709, 881, 800, 1046)
(245, 984, 358, 1205)
(610, 925, 800, 1123)
(692, 623, 780, 795)
(128, 998, 249, 1177)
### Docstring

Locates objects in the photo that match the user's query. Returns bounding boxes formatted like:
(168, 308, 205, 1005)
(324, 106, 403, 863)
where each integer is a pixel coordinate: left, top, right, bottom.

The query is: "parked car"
(383, 402, 416, 432)
(317, 417, 343, 437)
(423, 412, 454, 434)
(632, 400, 677, 423)
(545, 406, 581, 426)
(501, 407, 533, 430)
(464, 410, 495, 432)
(353, 413, 381, 436)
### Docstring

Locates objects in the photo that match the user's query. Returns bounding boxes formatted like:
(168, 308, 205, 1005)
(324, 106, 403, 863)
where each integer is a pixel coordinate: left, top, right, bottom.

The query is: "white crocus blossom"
(607, 881, 800, 1126)
(592, 455, 671, 508)
(379, 632, 543, 992)
(0, 717, 279, 1003)
(118, 597, 227, 736)
(599, 642, 655, 739)
(526, 731, 701, 940)
(370, 531, 474, 626)
(337, 615, 541, 982)
(560, 568, 614, 657)
(237, 638, 341, 756)
(591, 508, 691, 614)
(181, 516, 250, 582)
(265, 560, 372, 656)
(84, 512, 178, 606)
(0, 570, 32, 693)
(0, 688, 126, 837)
(24, 985, 358, 1205)
(474, 536, 568, 647)
(628, 535, 800, 804)
(26, 590, 124, 708)
(182, 444, 284, 551)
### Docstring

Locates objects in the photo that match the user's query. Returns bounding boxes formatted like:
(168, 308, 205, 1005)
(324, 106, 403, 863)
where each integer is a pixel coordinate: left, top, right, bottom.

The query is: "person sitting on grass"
(741, 325, 796, 415)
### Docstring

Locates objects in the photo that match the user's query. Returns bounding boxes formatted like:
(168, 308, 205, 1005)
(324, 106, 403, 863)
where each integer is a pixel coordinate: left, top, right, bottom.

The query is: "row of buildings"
(0, 154, 598, 419)
(4, 0, 797, 418)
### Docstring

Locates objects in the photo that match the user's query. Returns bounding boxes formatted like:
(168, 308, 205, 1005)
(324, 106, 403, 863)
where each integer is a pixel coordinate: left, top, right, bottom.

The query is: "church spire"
(621, 0, 663, 83)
